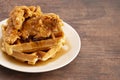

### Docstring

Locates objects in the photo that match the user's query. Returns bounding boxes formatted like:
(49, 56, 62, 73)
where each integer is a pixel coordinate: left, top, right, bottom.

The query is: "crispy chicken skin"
(2, 6, 63, 44)
(8, 6, 42, 30)
(21, 13, 63, 39)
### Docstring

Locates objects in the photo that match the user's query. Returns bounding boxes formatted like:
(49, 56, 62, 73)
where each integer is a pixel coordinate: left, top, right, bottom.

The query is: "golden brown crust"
(1, 6, 65, 65)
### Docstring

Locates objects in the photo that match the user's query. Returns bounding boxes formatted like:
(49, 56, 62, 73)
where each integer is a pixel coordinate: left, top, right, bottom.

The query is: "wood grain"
(0, 0, 120, 80)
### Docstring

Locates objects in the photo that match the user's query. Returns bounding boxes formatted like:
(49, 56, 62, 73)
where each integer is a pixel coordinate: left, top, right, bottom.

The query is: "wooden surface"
(0, 0, 120, 80)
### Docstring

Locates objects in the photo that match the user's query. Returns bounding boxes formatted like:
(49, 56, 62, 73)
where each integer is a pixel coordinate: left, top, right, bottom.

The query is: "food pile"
(1, 6, 65, 65)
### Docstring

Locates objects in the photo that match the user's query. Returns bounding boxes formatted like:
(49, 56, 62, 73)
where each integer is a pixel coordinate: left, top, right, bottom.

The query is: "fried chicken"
(2, 6, 63, 44)
(21, 13, 63, 39)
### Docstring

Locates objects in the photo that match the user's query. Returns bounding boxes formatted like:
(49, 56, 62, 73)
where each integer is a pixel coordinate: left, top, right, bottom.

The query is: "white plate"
(0, 19, 81, 73)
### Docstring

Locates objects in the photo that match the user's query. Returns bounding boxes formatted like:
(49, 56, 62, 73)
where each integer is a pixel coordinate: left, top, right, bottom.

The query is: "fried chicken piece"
(3, 6, 42, 44)
(8, 6, 42, 30)
(21, 13, 63, 39)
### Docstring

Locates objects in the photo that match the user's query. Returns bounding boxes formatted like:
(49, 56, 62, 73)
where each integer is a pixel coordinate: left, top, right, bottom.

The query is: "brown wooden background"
(0, 0, 120, 80)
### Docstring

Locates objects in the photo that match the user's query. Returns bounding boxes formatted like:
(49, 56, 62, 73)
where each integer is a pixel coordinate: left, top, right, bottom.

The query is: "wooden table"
(0, 0, 120, 80)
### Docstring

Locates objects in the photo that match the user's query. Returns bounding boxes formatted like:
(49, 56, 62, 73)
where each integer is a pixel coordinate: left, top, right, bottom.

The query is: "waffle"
(2, 32, 64, 64)
(1, 6, 65, 65)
